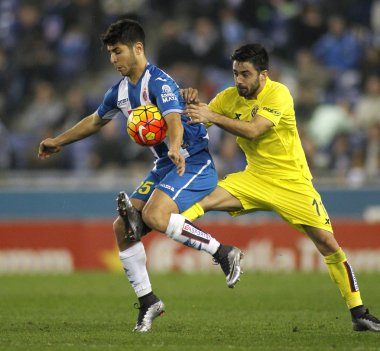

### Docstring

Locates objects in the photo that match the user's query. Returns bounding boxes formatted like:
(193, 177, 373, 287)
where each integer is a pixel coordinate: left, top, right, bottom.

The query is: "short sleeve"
(150, 78, 183, 117)
(96, 85, 120, 120)
(257, 86, 292, 126)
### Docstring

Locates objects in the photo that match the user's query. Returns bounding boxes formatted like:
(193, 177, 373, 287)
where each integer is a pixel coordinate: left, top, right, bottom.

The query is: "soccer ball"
(127, 105, 167, 146)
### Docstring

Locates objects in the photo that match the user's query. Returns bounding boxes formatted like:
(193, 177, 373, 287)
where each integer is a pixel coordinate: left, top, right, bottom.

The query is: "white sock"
(119, 241, 152, 298)
(165, 213, 220, 255)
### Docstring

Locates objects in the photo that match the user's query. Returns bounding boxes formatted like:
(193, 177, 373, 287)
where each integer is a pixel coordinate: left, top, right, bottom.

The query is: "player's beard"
(236, 76, 260, 99)
(121, 50, 138, 77)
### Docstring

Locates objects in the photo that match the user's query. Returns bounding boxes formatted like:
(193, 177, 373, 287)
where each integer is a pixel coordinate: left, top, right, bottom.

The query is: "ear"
(260, 70, 268, 80)
(133, 42, 144, 56)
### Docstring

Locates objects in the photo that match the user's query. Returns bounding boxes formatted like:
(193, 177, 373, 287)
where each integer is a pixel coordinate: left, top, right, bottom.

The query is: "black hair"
(101, 19, 145, 47)
(231, 44, 269, 72)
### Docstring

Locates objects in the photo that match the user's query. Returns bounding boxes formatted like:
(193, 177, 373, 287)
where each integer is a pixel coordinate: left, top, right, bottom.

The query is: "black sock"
(350, 305, 367, 318)
(212, 244, 223, 259)
(138, 292, 158, 306)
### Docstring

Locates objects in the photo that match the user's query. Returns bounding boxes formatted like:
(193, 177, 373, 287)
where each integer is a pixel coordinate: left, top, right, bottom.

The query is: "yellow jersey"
(208, 78, 312, 180)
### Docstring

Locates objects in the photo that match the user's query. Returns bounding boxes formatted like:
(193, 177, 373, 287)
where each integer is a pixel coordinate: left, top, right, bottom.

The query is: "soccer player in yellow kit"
(183, 43, 380, 332)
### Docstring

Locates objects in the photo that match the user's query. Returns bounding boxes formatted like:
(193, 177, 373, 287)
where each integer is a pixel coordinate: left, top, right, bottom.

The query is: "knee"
(322, 234, 340, 255)
(142, 207, 168, 233)
(113, 216, 128, 250)
(113, 216, 124, 234)
(304, 226, 339, 256)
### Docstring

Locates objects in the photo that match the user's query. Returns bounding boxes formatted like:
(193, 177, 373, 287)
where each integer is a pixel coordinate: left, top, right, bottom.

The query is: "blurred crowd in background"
(1, 0, 380, 187)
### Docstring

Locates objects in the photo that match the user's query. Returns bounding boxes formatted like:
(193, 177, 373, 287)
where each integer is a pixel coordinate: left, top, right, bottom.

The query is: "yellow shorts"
(218, 170, 333, 234)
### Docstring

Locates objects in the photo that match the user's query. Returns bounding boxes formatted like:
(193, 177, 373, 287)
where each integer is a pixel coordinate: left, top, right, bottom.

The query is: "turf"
(0, 272, 379, 351)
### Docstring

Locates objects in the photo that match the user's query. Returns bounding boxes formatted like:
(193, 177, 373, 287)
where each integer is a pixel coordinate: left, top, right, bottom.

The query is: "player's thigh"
(217, 171, 270, 215)
(272, 178, 333, 234)
(199, 186, 244, 212)
(143, 188, 179, 213)
(142, 188, 180, 230)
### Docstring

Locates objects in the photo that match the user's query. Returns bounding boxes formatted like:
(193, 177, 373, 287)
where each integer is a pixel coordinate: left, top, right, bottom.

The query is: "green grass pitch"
(1, 272, 379, 350)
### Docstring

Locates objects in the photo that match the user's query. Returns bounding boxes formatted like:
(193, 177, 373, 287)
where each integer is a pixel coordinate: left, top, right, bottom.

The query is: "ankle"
(350, 305, 367, 319)
(138, 292, 158, 306)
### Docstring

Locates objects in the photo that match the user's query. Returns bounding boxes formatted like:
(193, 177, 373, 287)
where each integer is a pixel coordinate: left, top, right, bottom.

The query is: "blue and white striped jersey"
(96, 63, 209, 168)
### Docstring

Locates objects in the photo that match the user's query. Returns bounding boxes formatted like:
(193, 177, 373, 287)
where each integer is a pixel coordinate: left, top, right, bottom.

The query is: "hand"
(180, 87, 199, 104)
(185, 103, 212, 124)
(38, 138, 62, 159)
(168, 149, 185, 176)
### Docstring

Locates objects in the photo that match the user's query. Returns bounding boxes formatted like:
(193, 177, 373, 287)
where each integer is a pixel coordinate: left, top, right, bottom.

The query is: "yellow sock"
(181, 203, 204, 221)
(324, 247, 363, 309)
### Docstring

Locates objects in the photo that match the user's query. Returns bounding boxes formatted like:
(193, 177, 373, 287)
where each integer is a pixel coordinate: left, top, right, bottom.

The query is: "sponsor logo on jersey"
(156, 77, 167, 82)
(117, 98, 129, 107)
(161, 84, 178, 103)
(263, 106, 281, 116)
(251, 105, 259, 117)
(234, 113, 242, 119)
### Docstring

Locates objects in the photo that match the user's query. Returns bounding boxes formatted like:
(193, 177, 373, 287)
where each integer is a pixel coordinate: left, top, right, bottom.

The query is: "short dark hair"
(231, 44, 269, 72)
(101, 19, 145, 47)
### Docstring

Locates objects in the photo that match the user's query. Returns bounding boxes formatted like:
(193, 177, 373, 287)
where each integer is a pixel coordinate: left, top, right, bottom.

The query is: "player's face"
(107, 42, 138, 77)
(233, 61, 267, 99)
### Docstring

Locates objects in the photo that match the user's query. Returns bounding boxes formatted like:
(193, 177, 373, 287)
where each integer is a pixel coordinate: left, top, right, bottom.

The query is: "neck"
(129, 58, 148, 84)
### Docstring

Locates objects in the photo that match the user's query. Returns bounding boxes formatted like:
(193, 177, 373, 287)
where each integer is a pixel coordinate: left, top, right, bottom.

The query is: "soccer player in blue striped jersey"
(38, 19, 242, 332)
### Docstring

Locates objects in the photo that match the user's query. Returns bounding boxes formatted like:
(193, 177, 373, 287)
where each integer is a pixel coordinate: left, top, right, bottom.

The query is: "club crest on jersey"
(142, 88, 148, 101)
(251, 105, 259, 117)
(161, 84, 177, 103)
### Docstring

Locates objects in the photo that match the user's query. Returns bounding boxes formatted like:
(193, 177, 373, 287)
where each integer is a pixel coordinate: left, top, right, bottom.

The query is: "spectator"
(290, 4, 326, 52)
(294, 48, 329, 124)
(0, 120, 11, 169)
(155, 19, 193, 70)
(11, 80, 64, 168)
(0, 0, 18, 50)
(0, 47, 20, 126)
(328, 132, 352, 183)
(358, 46, 380, 88)
(14, 3, 55, 85)
(312, 14, 363, 71)
(307, 100, 352, 149)
(353, 74, 380, 130)
(363, 122, 380, 181)
(218, 7, 245, 62)
(185, 17, 225, 68)
(56, 24, 90, 87)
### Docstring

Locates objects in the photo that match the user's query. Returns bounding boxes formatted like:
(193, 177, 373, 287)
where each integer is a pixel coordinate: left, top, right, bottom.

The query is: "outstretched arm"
(185, 103, 273, 140)
(38, 112, 110, 159)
